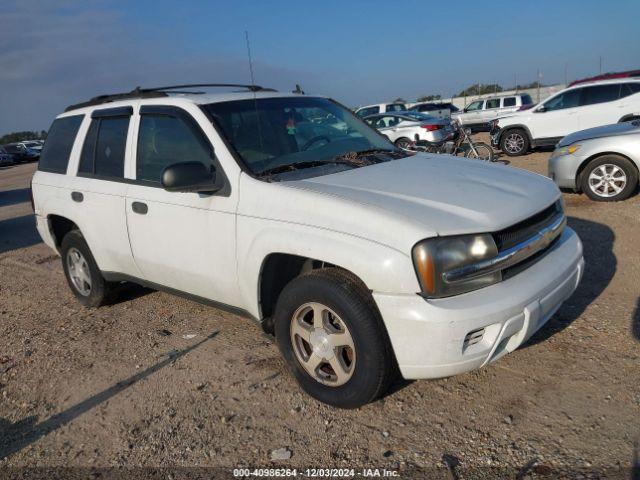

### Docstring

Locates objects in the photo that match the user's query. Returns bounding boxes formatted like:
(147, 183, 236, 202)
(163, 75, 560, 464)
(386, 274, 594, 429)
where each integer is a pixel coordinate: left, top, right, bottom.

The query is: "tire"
(60, 230, 113, 307)
(579, 155, 638, 202)
(465, 142, 495, 161)
(394, 137, 412, 150)
(499, 129, 529, 156)
(274, 268, 396, 409)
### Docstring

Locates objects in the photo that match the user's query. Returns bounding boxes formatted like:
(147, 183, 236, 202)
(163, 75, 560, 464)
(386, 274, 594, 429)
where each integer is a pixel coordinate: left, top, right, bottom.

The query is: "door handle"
(131, 201, 148, 215)
(71, 191, 83, 202)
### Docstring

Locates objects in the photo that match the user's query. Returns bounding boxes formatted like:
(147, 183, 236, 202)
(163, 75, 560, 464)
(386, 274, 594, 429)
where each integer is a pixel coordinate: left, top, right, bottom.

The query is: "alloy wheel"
(588, 164, 627, 198)
(66, 247, 92, 296)
(290, 302, 356, 386)
(504, 133, 525, 154)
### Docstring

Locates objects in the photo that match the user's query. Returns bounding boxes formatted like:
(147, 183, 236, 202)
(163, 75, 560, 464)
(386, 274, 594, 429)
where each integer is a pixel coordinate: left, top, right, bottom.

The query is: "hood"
(558, 121, 640, 147)
(288, 154, 560, 239)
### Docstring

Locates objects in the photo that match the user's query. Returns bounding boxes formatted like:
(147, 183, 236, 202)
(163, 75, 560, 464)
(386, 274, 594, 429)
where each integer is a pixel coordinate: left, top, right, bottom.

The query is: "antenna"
(245, 30, 256, 86)
(245, 30, 264, 151)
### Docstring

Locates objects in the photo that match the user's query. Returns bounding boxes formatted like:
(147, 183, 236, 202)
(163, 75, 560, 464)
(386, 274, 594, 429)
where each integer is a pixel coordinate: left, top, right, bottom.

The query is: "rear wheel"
(274, 268, 395, 408)
(580, 155, 638, 202)
(500, 129, 529, 156)
(394, 137, 412, 150)
(61, 230, 113, 307)
(465, 142, 495, 161)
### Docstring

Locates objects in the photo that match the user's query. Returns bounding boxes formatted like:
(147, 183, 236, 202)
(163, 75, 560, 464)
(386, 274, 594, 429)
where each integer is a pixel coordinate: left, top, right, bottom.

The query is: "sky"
(1, 0, 639, 135)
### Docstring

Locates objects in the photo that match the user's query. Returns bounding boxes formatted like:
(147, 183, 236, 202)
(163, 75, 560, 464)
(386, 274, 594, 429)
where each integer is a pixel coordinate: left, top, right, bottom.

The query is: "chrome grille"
(493, 201, 562, 251)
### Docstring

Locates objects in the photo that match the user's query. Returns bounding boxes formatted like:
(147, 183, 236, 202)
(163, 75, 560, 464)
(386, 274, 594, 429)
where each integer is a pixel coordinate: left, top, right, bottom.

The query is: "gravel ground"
(0, 148, 639, 479)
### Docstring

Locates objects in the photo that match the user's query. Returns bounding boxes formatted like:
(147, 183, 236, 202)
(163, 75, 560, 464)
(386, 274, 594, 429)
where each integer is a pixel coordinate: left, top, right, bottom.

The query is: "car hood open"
(289, 154, 560, 238)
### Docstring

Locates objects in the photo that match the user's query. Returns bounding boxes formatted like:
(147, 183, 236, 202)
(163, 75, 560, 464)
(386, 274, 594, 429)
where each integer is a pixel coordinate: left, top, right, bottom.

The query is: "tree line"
(413, 81, 544, 103)
(0, 130, 47, 145)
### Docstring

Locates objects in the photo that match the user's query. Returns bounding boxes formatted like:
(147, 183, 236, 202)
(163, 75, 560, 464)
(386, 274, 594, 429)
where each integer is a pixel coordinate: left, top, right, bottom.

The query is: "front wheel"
(580, 155, 638, 202)
(500, 129, 529, 156)
(274, 268, 396, 408)
(465, 142, 495, 161)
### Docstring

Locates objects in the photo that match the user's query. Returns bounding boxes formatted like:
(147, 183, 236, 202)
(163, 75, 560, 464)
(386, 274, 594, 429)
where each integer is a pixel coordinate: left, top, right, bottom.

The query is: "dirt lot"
(0, 148, 639, 478)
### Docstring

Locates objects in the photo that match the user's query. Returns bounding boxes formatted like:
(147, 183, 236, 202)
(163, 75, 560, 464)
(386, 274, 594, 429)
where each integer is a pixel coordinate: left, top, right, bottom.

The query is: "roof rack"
(65, 83, 276, 112)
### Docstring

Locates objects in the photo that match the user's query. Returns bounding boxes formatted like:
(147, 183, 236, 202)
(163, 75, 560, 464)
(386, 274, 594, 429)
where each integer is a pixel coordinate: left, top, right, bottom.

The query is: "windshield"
(205, 97, 403, 179)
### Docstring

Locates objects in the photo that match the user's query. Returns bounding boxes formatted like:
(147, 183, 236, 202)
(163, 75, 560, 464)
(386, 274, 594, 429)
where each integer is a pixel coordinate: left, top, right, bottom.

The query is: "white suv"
(492, 79, 640, 156)
(453, 94, 534, 132)
(32, 84, 584, 408)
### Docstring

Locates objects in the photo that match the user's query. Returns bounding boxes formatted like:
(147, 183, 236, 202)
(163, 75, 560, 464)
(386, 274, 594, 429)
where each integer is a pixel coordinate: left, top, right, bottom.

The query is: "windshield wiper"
(258, 158, 371, 177)
(257, 149, 402, 178)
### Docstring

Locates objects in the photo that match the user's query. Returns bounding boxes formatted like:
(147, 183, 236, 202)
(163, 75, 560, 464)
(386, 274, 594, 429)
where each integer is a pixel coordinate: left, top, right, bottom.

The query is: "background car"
(0, 146, 14, 166)
(20, 140, 44, 153)
(409, 102, 459, 119)
(453, 93, 534, 132)
(549, 120, 640, 201)
(2, 143, 40, 162)
(363, 111, 453, 148)
(354, 102, 406, 118)
(491, 79, 640, 156)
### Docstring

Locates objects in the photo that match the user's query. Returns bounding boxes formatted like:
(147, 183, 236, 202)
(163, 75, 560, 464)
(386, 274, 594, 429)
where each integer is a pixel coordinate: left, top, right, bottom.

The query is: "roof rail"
(65, 83, 276, 112)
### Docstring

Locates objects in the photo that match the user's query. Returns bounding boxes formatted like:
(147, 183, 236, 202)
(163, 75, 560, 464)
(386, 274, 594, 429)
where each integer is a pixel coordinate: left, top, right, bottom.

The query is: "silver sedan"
(548, 121, 640, 201)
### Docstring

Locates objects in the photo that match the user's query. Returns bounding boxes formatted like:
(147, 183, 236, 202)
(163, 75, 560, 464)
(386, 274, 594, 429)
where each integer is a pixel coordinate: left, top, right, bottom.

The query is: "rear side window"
(580, 84, 621, 106)
(485, 99, 500, 109)
(37, 115, 83, 173)
(520, 94, 533, 105)
(621, 83, 640, 97)
(136, 114, 213, 183)
(503, 97, 516, 107)
(78, 116, 129, 179)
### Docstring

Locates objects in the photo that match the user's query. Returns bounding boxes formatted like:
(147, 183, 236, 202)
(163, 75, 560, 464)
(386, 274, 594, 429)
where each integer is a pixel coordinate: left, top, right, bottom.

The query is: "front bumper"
(373, 227, 583, 379)
(548, 152, 585, 190)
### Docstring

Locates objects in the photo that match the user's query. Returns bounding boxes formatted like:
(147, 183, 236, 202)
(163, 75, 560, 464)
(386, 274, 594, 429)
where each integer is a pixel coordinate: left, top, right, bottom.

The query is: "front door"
(125, 105, 239, 304)
(527, 88, 581, 140)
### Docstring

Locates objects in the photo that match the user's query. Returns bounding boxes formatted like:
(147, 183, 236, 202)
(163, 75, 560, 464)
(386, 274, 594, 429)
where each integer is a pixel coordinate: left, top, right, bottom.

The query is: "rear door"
(500, 96, 520, 115)
(69, 106, 141, 276)
(482, 98, 501, 123)
(577, 83, 627, 130)
(124, 104, 239, 303)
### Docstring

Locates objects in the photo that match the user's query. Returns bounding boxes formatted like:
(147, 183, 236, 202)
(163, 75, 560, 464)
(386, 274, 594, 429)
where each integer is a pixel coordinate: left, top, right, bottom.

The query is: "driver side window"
(543, 89, 581, 111)
(465, 101, 483, 111)
(137, 113, 213, 183)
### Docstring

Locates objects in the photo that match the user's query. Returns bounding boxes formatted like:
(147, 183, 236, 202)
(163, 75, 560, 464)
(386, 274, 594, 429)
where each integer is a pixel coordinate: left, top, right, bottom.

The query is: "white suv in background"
(354, 102, 406, 118)
(32, 84, 583, 408)
(453, 94, 534, 132)
(492, 79, 640, 156)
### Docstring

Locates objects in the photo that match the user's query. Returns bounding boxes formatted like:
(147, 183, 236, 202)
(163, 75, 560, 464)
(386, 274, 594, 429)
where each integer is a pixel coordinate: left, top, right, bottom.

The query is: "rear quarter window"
(37, 115, 84, 173)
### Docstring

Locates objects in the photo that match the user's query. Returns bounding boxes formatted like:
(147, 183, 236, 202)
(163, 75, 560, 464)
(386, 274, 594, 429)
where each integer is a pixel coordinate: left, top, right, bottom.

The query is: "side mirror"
(161, 161, 221, 193)
(535, 106, 546, 113)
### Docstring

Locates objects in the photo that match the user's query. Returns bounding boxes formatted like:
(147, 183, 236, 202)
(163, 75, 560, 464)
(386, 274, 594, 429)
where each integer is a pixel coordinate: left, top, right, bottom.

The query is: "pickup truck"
(32, 84, 584, 408)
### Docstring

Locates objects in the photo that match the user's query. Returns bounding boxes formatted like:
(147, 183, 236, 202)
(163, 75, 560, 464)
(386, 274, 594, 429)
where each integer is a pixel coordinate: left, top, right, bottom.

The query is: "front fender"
(236, 215, 420, 319)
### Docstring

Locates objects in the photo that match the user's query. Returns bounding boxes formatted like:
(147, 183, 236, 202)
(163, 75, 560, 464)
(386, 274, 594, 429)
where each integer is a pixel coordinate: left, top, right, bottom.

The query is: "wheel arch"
(47, 214, 80, 252)
(575, 151, 640, 192)
(497, 124, 533, 144)
(238, 227, 419, 322)
(618, 114, 640, 123)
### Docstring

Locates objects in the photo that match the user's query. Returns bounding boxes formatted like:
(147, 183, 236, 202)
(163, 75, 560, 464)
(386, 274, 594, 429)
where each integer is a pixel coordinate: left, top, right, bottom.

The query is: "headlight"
(412, 234, 500, 298)
(551, 143, 581, 158)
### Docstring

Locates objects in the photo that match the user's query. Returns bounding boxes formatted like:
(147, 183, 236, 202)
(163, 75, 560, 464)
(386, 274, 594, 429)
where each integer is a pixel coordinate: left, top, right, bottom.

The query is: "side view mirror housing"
(535, 106, 547, 113)
(161, 161, 222, 193)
